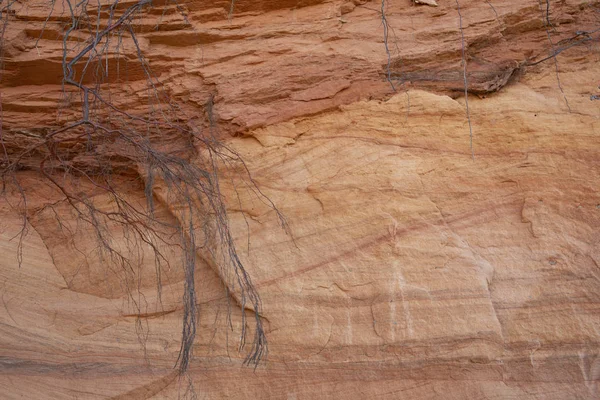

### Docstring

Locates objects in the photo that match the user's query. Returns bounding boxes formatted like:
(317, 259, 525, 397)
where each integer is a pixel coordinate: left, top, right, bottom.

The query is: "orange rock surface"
(1, 0, 600, 398)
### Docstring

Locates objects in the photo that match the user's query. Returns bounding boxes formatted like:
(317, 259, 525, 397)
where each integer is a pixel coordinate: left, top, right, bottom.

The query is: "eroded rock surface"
(1, 0, 600, 399)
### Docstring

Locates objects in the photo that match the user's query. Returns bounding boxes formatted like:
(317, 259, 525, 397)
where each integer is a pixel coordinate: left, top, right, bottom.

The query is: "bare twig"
(539, 0, 571, 111)
(526, 28, 600, 66)
(381, 0, 396, 91)
(228, 0, 236, 21)
(456, 0, 474, 159)
(1, 0, 281, 381)
(484, 0, 499, 22)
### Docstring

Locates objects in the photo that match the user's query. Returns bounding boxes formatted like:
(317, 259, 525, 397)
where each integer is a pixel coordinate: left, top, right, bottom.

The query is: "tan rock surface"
(2, 0, 600, 399)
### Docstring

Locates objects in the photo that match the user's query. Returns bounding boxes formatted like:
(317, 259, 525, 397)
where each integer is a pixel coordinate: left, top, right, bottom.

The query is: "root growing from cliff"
(381, 0, 396, 92)
(378, 1, 411, 118)
(0, 0, 285, 381)
(0, 0, 28, 266)
(455, 0, 474, 160)
(539, 0, 571, 112)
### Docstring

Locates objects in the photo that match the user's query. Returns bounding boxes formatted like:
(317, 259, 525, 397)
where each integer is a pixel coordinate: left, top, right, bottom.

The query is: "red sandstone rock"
(1, 0, 600, 398)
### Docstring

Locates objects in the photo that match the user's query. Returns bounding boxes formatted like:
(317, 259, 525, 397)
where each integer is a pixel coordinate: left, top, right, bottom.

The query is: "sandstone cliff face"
(1, 0, 600, 399)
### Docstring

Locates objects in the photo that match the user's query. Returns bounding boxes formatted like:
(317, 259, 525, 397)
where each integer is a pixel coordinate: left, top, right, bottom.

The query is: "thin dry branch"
(526, 28, 600, 67)
(539, 0, 571, 111)
(455, 0, 474, 160)
(381, 0, 396, 92)
(0, 0, 283, 381)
